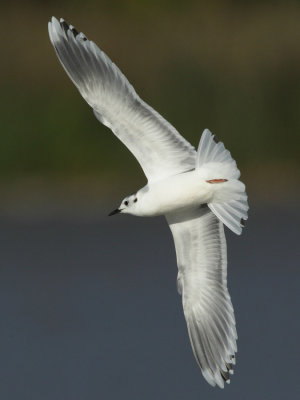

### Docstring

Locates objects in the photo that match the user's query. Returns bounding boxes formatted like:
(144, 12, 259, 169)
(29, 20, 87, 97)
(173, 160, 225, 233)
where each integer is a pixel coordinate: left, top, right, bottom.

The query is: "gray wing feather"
(166, 207, 237, 388)
(48, 17, 196, 182)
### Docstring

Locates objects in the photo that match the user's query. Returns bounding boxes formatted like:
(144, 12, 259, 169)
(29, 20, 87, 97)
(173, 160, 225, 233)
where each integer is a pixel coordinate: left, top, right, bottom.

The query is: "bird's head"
(108, 194, 140, 216)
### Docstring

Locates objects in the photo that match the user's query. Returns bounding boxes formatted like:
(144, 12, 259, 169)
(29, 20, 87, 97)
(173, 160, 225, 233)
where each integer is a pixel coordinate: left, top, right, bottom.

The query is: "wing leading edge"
(167, 206, 237, 388)
(48, 17, 196, 182)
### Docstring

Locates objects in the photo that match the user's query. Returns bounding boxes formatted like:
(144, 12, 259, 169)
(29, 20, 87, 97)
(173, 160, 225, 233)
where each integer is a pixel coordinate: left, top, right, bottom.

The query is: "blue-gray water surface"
(0, 205, 299, 399)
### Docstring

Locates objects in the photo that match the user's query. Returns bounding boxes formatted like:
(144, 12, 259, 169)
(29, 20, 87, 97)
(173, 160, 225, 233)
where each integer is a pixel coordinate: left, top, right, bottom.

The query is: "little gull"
(48, 17, 249, 388)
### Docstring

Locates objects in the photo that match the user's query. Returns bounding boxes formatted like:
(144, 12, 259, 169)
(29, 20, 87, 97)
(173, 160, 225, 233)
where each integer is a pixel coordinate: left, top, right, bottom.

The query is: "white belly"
(139, 170, 214, 216)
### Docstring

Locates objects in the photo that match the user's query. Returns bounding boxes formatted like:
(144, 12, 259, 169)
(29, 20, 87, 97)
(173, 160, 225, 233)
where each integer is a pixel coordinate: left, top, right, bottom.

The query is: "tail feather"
(209, 200, 248, 235)
(196, 129, 240, 180)
(197, 129, 249, 234)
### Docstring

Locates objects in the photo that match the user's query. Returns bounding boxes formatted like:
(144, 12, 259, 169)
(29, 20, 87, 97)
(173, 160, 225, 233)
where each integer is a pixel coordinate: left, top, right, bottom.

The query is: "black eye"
(134, 198, 137, 203)
(124, 201, 128, 206)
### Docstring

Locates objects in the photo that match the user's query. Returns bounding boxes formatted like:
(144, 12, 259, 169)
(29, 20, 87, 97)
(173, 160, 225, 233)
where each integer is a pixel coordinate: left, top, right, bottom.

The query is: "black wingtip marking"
(213, 135, 219, 143)
(241, 218, 246, 227)
(221, 370, 230, 382)
(60, 20, 69, 36)
(225, 362, 233, 372)
(71, 27, 79, 38)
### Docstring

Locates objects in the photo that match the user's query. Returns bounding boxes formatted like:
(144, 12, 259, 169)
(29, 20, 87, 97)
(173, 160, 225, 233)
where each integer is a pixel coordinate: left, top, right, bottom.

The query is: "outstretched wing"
(166, 206, 237, 388)
(48, 17, 196, 182)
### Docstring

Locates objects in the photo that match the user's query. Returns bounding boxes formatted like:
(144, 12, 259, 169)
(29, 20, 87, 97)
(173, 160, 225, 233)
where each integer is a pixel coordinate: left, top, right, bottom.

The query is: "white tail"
(209, 196, 248, 235)
(197, 129, 249, 235)
(196, 129, 240, 179)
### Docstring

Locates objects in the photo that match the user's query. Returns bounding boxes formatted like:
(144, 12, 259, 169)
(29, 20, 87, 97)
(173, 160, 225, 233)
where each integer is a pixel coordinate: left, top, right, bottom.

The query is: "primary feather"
(48, 17, 196, 183)
(167, 207, 237, 388)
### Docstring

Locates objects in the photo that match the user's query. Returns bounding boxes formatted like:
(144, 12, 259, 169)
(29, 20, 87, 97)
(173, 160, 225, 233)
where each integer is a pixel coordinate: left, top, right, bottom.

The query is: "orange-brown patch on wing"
(206, 179, 228, 184)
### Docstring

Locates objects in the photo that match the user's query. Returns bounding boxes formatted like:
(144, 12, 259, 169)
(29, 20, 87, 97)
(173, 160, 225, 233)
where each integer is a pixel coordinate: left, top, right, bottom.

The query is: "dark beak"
(108, 208, 121, 216)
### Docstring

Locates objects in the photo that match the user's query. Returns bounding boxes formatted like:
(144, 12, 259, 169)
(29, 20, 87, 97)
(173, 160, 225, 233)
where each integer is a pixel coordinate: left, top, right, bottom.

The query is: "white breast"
(138, 171, 214, 216)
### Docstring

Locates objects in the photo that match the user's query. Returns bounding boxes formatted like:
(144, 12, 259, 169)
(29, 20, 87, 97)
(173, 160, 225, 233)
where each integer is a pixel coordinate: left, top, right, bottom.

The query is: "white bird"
(48, 16, 249, 388)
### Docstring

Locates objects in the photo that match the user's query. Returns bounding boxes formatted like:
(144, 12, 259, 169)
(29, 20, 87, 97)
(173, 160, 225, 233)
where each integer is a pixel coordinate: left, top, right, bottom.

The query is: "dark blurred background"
(0, 1, 299, 399)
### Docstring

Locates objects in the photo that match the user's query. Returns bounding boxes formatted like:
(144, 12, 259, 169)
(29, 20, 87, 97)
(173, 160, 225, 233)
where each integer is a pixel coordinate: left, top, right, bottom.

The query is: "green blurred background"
(1, 3, 299, 399)
(1, 0, 299, 216)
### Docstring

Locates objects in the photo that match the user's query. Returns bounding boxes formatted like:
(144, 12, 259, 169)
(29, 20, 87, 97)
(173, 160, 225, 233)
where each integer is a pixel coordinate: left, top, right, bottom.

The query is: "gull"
(48, 16, 249, 388)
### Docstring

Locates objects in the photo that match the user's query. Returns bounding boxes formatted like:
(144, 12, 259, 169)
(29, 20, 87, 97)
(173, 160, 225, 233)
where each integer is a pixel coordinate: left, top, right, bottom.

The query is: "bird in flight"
(48, 17, 249, 388)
